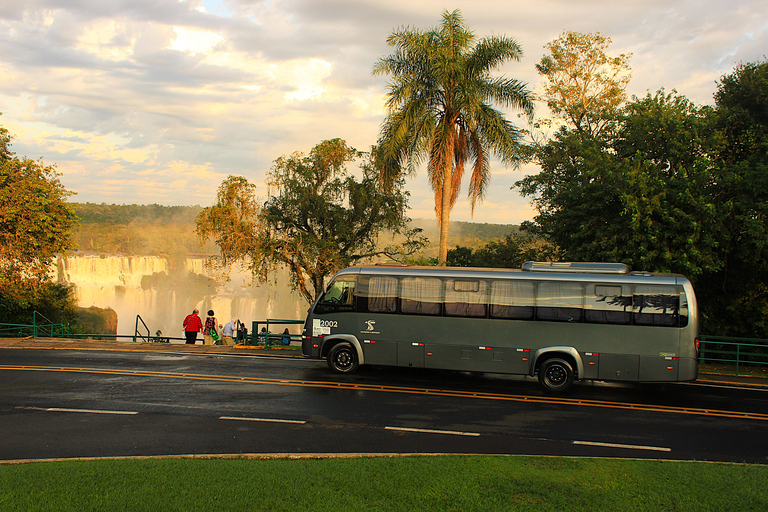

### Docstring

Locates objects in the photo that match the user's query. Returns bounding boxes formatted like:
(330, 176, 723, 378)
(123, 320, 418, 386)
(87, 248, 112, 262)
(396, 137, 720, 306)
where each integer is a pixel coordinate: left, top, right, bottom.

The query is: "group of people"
(183, 308, 294, 346)
(182, 309, 240, 346)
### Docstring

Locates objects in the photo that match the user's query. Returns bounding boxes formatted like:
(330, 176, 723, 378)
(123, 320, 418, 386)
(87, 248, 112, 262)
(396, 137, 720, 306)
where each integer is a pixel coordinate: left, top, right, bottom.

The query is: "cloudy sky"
(1, 0, 766, 225)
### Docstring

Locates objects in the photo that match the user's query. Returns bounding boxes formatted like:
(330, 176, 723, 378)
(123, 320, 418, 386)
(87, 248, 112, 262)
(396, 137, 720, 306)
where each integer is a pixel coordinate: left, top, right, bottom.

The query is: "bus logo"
(364, 320, 376, 331)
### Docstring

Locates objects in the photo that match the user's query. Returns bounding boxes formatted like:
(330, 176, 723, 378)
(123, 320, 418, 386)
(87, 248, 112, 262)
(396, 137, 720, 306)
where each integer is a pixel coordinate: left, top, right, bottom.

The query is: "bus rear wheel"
(327, 343, 359, 373)
(538, 358, 574, 393)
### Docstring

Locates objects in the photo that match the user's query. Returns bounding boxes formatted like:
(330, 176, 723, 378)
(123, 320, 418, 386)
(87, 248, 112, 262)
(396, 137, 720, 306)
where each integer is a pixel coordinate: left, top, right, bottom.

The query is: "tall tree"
(516, 90, 718, 278)
(537, 31, 631, 139)
(699, 60, 768, 336)
(0, 121, 78, 323)
(196, 139, 424, 304)
(373, 9, 534, 265)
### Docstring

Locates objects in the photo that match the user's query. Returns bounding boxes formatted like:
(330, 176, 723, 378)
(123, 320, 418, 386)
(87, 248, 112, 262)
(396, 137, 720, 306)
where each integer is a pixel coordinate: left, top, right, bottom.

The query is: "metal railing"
(0, 311, 70, 339)
(0, 322, 35, 338)
(0, 312, 177, 343)
(699, 335, 768, 376)
(133, 315, 150, 343)
(249, 319, 304, 349)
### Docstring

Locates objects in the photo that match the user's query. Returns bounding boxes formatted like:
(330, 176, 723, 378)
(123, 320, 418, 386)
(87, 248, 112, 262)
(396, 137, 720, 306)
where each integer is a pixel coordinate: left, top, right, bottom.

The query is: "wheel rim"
(334, 349, 353, 370)
(544, 364, 567, 386)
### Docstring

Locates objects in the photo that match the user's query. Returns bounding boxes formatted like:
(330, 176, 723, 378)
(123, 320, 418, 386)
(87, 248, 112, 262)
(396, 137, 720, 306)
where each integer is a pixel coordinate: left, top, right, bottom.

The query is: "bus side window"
(584, 284, 632, 325)
(366, 276, 398, 313)
(400, 277, 442, 316)
(490, 280, 534, 320)
(445, 279, 487, 317)
(537, 281, 583, 322)
(633, 285, 680, 327)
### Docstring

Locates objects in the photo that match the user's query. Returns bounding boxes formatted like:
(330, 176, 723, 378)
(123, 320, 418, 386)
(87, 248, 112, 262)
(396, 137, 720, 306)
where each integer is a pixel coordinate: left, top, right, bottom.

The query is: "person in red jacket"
(182, 309, 203, 344)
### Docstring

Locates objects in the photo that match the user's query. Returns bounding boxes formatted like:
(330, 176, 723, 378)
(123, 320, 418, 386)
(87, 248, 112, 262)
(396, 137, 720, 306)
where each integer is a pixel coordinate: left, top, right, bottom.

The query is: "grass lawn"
(1, 455, 766, 511)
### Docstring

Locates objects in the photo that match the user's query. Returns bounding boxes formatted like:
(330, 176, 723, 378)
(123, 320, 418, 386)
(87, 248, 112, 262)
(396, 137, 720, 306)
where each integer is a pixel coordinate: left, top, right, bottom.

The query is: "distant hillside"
(74, 203, 202, 225)
(70, 203, 211, 256)
(68, 203, 518, 257)
(409, 219, 519, 256)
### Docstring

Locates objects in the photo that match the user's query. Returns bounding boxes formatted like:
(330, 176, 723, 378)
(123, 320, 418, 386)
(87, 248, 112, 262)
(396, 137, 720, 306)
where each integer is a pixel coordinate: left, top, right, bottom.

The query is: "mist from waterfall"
(53, 255, 310, 338)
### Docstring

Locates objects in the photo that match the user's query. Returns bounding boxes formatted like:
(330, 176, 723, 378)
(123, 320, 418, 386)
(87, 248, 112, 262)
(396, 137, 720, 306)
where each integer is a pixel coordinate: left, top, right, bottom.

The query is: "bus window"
(678, 288, 689, 327)
(633, 285, 681, 327)
(401, 277, 442, 316)
(315, 277, 357, 314)
(367, 276, 398, 313)
(490, 280, 534, 320)
(445, 279, 487, 317)
(537, 282, 583, 322)
(584, 284, 632, 325)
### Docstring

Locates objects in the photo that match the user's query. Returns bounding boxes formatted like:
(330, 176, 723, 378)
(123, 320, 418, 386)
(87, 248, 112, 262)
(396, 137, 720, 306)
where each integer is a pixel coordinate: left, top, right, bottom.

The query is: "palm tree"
(373, 9, 534, 265)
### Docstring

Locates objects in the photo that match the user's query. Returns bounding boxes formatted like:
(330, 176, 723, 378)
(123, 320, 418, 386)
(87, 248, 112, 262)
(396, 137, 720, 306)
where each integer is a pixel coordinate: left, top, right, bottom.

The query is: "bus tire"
(327, 343, 359, 373)
(538, 358, 574, 393)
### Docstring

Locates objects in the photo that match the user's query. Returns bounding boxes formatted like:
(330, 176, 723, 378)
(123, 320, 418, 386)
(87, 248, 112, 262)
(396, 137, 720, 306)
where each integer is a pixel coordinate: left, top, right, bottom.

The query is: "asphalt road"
(1, 346, 767, 464)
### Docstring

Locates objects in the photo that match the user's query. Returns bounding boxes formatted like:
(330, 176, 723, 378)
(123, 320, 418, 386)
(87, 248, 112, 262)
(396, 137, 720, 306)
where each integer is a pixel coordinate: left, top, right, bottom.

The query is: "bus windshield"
(314, 276, 356, 314)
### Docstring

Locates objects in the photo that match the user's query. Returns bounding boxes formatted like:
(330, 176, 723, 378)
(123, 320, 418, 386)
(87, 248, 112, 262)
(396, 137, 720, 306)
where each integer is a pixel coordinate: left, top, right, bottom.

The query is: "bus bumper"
(302, 337, 321, 358)
(679, 357, 698, 381)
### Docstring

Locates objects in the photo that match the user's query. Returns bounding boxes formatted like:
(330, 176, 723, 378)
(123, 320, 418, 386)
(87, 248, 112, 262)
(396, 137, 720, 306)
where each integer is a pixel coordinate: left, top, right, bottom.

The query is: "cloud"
(0, 0, 766, 222)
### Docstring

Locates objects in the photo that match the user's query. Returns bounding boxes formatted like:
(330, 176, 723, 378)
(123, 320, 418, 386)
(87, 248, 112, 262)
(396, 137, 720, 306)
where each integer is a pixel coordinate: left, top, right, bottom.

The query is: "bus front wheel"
(538, 358, 575, 393)
(327, 343, 359, 373)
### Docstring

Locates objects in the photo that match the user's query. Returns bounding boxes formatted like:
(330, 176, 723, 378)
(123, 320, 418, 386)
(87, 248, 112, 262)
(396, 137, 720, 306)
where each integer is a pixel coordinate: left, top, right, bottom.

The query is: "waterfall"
(54, 255, 310, 338)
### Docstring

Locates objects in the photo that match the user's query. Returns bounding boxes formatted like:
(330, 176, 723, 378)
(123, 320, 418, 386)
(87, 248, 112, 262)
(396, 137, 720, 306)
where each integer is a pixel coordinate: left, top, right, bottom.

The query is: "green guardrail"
(0, 311, 71, 339)
(699, 335, 768, 377)
(250, 319, 304, 349)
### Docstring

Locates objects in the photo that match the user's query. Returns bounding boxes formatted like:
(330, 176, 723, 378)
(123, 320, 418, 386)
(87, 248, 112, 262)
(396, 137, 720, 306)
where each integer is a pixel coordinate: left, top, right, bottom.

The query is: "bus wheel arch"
(326, 342, 360, 373)
(536, 355, 577, 393)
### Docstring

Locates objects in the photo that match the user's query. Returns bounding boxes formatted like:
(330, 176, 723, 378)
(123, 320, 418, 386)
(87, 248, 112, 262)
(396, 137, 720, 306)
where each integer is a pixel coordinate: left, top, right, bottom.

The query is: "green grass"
(1, 455, 766, 511)
(699, 362, 768, 378)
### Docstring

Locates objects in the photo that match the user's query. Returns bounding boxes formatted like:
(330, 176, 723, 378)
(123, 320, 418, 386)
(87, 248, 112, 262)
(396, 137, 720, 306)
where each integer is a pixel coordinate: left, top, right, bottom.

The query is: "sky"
(1, 0, 766, 225)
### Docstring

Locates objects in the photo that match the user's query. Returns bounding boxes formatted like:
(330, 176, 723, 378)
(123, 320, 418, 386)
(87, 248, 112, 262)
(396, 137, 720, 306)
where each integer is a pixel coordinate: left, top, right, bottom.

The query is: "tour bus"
(301, 262, 699, 392)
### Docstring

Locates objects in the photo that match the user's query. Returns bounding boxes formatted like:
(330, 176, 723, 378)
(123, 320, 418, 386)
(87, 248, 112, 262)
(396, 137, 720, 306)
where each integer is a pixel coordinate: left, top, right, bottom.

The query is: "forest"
(70, 202, 516, 258)
(71, 203, 212, 256)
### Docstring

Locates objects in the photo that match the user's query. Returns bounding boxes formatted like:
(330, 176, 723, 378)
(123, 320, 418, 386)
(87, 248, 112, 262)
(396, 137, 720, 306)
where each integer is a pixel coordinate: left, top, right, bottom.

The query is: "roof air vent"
(521, 261, 630, 274)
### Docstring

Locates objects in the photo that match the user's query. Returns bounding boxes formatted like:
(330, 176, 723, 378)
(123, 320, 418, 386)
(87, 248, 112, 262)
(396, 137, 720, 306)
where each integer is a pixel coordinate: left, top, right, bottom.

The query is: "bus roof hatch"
(521, 261, 630, 274)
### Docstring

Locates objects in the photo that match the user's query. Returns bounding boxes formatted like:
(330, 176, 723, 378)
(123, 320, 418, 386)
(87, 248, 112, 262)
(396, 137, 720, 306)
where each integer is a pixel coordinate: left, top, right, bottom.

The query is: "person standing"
(203, 310, 219, 345)
(221, 318, 237, 346)
(182, 309, 202, 344)
(237, 322, 248, 344)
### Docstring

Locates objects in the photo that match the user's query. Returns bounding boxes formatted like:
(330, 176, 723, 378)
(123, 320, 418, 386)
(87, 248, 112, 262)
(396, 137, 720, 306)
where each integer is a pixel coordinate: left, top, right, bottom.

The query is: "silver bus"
(301, 262, 699, 392)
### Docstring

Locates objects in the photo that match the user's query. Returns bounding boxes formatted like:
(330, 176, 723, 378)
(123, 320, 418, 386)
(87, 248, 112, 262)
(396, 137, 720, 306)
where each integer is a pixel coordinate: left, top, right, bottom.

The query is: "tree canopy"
(518, 56, 768, 337)
(536, 31, 631, 138)
(446, 232, 556, 269)
(373, 9, 534, 265)
(196, 139, 424, 304)
(0, 122, 78, 323)
(698, 60, 768, 336)
(517, 90, 718, 278)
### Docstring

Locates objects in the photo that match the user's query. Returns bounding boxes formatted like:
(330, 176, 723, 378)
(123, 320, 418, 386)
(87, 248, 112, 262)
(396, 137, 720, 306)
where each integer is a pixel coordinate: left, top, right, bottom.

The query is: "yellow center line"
(3, 364, 767, 422)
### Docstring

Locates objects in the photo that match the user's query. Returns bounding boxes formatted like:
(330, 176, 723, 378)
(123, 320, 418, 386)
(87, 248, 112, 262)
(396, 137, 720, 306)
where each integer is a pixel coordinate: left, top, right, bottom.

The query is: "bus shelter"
(248, 319, 304, 349)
